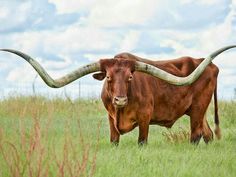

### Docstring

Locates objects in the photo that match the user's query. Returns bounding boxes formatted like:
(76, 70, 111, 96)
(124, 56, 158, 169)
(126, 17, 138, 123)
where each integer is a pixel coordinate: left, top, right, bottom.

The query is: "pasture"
(0, 95, 235, 177)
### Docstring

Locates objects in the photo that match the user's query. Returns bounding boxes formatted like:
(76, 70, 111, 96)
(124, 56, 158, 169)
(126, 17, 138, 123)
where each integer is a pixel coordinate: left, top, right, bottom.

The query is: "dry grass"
(0, 96, 100, 177)
(162, 127, 190, 143)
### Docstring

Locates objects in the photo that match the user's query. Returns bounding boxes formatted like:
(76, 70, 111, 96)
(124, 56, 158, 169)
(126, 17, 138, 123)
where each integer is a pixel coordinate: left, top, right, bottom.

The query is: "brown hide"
(94, 53, 219, 145)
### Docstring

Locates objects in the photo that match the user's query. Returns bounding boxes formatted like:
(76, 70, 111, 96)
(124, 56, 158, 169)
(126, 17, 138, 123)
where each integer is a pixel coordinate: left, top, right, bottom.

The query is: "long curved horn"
(135, 45, 236, 86)
(0, 49, 101, 88)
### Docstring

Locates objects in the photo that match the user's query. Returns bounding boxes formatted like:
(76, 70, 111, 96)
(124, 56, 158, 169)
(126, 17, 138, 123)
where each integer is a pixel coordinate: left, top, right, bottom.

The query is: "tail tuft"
(214, 125, 221, 139)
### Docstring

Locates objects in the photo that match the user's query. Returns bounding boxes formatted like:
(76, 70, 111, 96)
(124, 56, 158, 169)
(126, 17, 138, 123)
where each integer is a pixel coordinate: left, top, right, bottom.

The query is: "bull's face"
(93, 59, 135, 108)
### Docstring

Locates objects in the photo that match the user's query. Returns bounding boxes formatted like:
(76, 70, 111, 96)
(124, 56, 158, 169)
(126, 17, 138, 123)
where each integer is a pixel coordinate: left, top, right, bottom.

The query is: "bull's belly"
(151, 104, 190, 128)
(149, 119, 177, 128)
(118, 117, 179, 134)
(118, 116, 181, 134)
(117, 112, 186, 134)
(150, 112, 186, 128)
(115, 104, 188, 133)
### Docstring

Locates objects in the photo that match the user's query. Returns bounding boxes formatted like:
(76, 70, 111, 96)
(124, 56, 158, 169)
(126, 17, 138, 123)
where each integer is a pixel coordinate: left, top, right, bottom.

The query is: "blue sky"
(0, 0, 236, 99)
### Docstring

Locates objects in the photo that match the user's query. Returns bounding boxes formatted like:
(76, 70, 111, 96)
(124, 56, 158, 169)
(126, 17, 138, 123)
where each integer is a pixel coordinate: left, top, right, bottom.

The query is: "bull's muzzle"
(113, 96, 128, 108)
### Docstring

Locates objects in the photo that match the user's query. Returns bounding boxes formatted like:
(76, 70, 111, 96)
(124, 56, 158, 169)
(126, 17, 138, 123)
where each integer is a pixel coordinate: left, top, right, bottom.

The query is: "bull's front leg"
(108, 115, 120, 146)
(138, 120, 149, 146)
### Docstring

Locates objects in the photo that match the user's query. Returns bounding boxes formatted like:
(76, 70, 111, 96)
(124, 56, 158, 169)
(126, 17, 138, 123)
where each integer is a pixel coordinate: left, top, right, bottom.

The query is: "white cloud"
(6, 58, 74, 83)
(180, 0, 221, 5)
(48, 0, 96, 14)
(0, 61, 9, 70)
(198, 8, 235, 52)
(4, 24, 121, 60)
(0, 1, 32, 32)
(85, 0, 162, 27)
(83, 54, 114, 62)
(0, 7, 9, 19)
(214, 52, 236, 69)
(50, 0, 163, 27)
(43, 25, 121, 54)
(156, 0, 236, 57)
(43, 55, 72, 70)
(6, 64, 36, 82)
(10, 32, 43, 53)
(119, 30, 141, 52)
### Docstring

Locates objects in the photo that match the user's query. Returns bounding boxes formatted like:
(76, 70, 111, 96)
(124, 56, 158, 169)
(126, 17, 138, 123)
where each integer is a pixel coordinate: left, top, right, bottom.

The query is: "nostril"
(114, 97, 119, 102)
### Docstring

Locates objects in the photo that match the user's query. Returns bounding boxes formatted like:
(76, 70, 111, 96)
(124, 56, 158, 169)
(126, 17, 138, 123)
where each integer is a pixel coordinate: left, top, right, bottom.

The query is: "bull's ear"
(93, 72, 106, 81)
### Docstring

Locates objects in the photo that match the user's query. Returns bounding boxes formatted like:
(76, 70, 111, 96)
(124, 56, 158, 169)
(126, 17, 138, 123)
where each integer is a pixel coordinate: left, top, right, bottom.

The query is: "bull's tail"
(214, 82, 221, 139)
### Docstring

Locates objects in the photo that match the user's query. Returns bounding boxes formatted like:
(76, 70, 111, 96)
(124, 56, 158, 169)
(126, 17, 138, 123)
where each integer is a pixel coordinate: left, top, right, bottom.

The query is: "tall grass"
(0, 96, 236, 177)
(0, 96, 101, 177)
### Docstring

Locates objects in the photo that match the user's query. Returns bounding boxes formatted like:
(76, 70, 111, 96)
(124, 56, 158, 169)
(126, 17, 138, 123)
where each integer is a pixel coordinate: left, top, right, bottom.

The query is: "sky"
(0, 0, 236, 99)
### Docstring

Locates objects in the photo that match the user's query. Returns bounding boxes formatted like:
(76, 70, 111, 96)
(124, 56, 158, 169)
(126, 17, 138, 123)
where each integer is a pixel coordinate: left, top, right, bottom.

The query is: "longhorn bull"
(1, 45, 235, 145)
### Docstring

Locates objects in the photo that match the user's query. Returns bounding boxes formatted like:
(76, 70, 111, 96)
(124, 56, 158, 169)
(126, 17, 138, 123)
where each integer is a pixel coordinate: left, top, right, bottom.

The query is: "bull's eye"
(128, 75, 133, 81)
(106, 76, 112, 82)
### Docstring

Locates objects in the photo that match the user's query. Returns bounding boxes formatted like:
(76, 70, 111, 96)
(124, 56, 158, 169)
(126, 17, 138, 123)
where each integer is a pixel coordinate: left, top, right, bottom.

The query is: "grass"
(0, 95, 236, 177)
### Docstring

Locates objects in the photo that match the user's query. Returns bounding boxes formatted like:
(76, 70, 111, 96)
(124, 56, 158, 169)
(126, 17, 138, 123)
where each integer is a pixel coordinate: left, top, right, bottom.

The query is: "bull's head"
(0, 45, 235, 101)
(93, 59, 135, 108)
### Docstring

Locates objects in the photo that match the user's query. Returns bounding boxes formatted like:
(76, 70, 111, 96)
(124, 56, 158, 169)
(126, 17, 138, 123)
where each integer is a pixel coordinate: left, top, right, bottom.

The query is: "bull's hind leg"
(190, 114, 203, 144)
(189, 79, 216, 144)
(189, 107, 208, 144)
(190, 115, 213, 144)
(189, 109, 212, 144)
(202, 116, 213, 143)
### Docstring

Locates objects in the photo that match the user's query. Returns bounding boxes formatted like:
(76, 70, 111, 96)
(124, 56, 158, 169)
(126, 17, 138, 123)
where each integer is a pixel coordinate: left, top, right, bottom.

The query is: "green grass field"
(0, 96, 235, 177)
